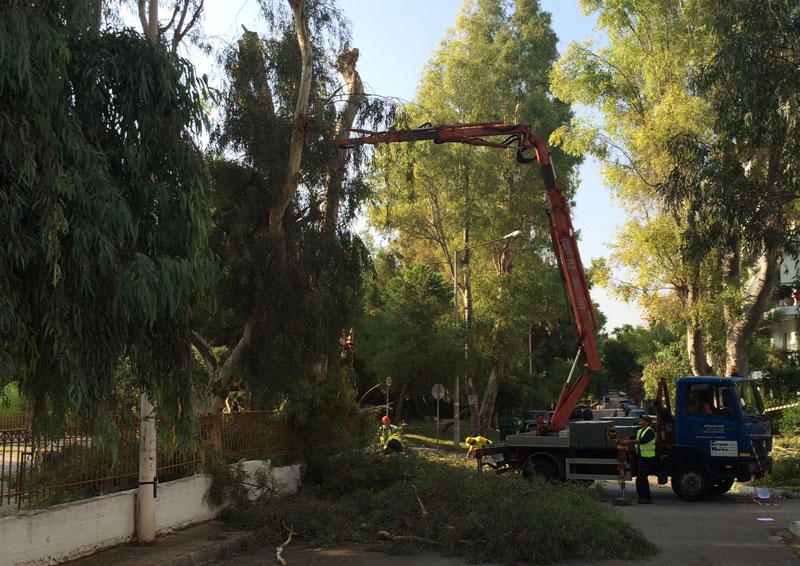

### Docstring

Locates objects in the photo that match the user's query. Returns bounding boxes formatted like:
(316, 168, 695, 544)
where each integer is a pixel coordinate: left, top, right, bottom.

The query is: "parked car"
(627, 408, 647, 419)
(569, 403, 593, 421)
(519, 410, 551, 432)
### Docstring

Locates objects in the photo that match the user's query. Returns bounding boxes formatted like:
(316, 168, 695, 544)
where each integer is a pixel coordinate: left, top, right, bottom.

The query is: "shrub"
(778, 407, 800, 436)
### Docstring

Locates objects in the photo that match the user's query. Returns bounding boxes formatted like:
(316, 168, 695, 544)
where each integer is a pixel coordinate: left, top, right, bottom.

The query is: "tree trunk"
(723, 244, 780, 377)
(686, 324, 711, 375)
(394, 381, 408, 422)
(479, 358, 502, 435)
(475, 243, 514, 435)
(138, 0, 159, 43)
(270, 0, 312, 239)
(194, 315, 256, 415)
(682, 263, 712, 375)
(322, 49, 363, 235)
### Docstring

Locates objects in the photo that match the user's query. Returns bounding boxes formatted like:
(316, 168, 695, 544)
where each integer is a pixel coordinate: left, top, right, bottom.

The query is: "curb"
(790, 521, 800, 537)
(151, 532, 252, 566)
(735, 485, 796, 499)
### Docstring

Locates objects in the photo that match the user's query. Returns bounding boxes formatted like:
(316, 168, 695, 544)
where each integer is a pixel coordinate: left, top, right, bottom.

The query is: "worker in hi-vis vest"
(465, 436, 493, 459)
(379, 416, 404, 454)
(619, 414, 656, 504)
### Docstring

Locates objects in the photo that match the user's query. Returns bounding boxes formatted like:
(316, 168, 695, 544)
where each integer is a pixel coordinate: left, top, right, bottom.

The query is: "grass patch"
(399, 419, 502, 453)
(211, 450, 658, 564)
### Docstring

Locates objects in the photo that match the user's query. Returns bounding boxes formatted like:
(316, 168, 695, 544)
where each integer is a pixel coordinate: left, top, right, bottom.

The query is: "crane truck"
(336, 122, 772, 501)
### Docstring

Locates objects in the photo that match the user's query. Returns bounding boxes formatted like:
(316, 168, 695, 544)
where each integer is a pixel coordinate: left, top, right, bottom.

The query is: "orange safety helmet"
(381, 415, 390, 424)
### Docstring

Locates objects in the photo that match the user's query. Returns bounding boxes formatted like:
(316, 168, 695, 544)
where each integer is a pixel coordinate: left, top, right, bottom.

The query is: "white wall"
(0, 460, 301, 566)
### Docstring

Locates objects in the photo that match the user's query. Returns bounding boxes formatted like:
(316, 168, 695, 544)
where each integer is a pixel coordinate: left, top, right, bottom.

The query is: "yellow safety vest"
(636, 426, 655, 458)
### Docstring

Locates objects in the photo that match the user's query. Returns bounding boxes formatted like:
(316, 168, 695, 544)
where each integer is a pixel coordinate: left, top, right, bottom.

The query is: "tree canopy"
(552, 0, 800, 379)
(0, 0, 215, 433)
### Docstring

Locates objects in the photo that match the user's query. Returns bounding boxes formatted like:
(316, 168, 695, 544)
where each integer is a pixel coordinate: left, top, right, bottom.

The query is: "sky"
(197, 0, 646, 333)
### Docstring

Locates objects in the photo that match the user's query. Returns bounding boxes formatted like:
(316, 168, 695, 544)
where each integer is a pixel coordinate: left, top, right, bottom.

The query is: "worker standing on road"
(619, 415, 656, 504)
(379, 416, 404, 454)
(465, 436, 492, 459)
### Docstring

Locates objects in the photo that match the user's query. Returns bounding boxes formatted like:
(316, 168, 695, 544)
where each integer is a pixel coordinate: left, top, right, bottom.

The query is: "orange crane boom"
(337, 122, 600, 432)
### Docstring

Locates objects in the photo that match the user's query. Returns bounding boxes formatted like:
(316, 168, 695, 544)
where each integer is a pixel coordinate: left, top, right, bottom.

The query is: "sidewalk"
(63, 521, 252, 566)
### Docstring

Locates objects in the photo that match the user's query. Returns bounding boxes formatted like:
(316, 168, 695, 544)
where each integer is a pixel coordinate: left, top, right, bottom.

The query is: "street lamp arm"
(457, 229, 523, 255)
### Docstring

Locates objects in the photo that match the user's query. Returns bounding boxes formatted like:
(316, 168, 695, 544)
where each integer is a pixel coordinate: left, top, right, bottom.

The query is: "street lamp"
(452, 229, 523, 446)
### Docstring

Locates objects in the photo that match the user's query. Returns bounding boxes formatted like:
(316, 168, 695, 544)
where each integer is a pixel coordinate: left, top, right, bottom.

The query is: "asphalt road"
(212, 482, 800, 566)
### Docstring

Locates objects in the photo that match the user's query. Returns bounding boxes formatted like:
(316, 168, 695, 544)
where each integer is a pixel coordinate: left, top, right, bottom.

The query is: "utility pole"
(138, 393, 157, 543)
(453, 250, 461, 447)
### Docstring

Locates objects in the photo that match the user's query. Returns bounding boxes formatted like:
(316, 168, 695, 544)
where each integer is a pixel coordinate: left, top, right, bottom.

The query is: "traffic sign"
(431, 383, 445, 400)
(386, 376, 392, 387)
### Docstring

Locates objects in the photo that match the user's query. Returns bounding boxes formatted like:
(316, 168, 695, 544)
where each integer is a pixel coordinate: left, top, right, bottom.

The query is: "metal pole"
(453, 250, 460, 447)
(436, 397, 440, 454)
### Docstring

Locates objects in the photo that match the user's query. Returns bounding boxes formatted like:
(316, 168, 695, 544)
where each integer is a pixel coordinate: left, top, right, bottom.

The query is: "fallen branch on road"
(276, 523, 294, 565)
(378, 530, 440, 545)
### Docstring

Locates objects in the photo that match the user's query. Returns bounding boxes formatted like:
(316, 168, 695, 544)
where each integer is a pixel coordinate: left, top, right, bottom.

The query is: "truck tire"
(709, 477, 735, 495)
(671, 462, 710, 501)
(522, 455, 559, 482)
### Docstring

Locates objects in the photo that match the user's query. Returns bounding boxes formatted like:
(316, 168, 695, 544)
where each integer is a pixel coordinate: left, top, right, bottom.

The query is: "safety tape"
(764, 400, 800, 412)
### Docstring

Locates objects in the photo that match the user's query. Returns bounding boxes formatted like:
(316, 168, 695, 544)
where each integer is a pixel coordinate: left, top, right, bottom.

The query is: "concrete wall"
(1, 460, 301, 566)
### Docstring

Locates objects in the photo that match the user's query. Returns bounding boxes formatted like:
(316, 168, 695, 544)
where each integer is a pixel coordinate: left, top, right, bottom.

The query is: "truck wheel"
(522, 456, 559, 482)
(671, 463, 710, 501)
(709, 477, 735, 495)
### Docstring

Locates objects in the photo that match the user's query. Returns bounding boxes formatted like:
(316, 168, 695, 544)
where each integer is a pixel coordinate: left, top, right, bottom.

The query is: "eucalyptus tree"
(0, 0, 215, 434)
(366, 0, 581, 434)
(553, 0, 800, 378)
(192, 0, 384, 420)
(659, 0, 800, 376)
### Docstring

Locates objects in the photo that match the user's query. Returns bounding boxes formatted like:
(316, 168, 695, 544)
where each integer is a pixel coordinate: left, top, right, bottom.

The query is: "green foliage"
(0, 1, 215, 436)
(1, 383, 27, 411)
(777, 407, 800, 437)
(664, 0, 800, 253)
(214, 450, 658, 563)
(641, 340, 690, 399)
(761, 436, 800, 490)
(357, 265, 463, 411)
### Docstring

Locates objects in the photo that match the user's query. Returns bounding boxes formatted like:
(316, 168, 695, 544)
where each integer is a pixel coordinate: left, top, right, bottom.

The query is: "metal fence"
(0, 411, 295, 510)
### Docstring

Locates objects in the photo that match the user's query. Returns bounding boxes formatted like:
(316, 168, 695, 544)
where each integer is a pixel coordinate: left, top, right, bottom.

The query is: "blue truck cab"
(662, 376, 772, 501)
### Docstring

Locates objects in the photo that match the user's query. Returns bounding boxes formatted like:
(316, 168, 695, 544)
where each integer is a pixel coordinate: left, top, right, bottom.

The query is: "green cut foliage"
(212, 450, 658, 564)
(0, 1, 216, 436)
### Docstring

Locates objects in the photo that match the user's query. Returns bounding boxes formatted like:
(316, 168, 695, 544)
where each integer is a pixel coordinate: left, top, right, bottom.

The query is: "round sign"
(385, 376, 392, 388)
(606, 428, 618, 440)
(431, 383, 445, 400)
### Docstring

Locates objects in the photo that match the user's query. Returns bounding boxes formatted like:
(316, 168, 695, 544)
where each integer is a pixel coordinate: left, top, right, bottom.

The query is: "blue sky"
(199, 0, 644, 332)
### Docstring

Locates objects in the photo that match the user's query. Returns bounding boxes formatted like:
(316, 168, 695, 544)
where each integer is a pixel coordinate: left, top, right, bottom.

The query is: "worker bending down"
(465, 436, 493, 459)
(379, 416, 404, 454)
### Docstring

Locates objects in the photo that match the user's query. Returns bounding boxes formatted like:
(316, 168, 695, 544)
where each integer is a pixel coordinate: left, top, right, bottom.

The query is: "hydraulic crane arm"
(337, 122, 600, 433)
